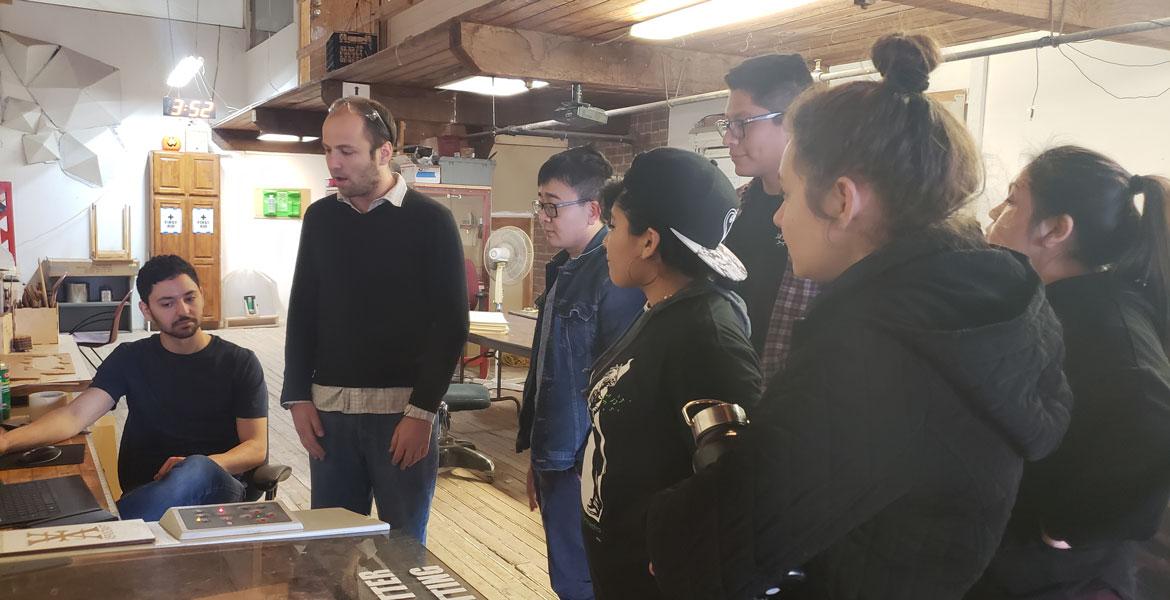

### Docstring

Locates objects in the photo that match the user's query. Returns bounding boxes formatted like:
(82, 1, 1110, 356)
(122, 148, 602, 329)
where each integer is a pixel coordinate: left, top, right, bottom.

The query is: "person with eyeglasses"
(719, 54, 818, 383)
(517, 146, 644, 600)
(281, 96, 469, 543)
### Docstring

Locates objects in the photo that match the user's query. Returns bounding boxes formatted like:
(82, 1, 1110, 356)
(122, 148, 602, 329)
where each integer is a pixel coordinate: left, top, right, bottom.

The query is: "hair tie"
(1129, 174, 1145, 195)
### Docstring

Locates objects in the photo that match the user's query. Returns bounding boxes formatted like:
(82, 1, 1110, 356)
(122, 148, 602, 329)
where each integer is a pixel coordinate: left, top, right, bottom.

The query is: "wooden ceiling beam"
(889, 0, 1170, 48)
(319, 79, 633, 131)
(451, 21, 745, 96)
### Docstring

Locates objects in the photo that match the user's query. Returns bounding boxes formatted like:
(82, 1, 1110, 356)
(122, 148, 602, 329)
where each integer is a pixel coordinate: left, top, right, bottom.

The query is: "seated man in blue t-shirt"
(0, 255, 268, 521)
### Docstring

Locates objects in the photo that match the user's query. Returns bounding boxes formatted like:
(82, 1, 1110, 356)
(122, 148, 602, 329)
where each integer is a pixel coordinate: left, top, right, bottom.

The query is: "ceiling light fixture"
(630, 0, 817, 40)
(166, 55, 205, 88)
(258, 133, 306, 143)
(436, 76, 549, 97)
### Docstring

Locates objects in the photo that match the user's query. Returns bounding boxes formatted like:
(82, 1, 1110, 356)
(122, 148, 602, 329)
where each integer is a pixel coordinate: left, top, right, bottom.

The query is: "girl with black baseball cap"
(579, 146, 762, 599)
(643, 34, 1074, 599)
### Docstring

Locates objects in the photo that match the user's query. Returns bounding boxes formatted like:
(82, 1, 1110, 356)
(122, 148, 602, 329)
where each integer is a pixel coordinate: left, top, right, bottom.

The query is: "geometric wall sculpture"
(59, 131, 103, 187)
(1, 97, 41, 132)
(22, 130, 61, 164)
(28, 46, 121, 130)
(0, 30, 122, 186)
(0, 31, 59, 84)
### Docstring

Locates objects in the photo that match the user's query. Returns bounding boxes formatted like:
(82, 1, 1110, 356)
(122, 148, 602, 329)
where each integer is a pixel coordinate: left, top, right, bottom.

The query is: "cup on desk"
(29, 391, 68, 421)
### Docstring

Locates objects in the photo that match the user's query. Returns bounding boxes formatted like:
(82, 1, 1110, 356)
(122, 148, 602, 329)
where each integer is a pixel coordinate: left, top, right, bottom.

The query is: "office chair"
(243, 463, 293, 502)
(69, 290, 133, 371)
(438, 383, 495, 482)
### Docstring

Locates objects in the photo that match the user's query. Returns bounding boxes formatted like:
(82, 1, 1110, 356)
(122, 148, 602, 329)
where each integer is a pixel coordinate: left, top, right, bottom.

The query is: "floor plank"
(99, 325, 552, 599)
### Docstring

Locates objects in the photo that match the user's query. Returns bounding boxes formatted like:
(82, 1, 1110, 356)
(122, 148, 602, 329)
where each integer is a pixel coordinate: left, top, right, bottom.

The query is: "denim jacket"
(516, 228, 645, 470)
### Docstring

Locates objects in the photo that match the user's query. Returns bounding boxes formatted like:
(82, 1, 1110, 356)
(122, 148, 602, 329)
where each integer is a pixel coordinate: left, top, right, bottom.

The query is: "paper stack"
(469, 311, 509, 335)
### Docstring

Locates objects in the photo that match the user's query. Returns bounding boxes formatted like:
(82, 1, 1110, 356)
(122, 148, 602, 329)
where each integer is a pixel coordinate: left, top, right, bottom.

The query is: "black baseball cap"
(619, 147, 747, 281)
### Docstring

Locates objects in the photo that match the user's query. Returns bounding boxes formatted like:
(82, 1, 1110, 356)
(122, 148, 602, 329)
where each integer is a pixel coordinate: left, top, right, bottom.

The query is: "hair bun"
(872, 33, 941, 94)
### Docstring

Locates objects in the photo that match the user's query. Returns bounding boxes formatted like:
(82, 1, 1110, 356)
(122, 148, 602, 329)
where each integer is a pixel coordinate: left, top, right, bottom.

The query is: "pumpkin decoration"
(162, 135, 182, 151)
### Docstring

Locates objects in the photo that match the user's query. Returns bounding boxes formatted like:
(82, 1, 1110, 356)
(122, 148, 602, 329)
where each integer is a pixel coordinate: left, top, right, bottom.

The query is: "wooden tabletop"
(0, 433, 114, 512)
(4, 334, 94, 396)
(0, 334, 110, 512)
(468, 315, 536, 359)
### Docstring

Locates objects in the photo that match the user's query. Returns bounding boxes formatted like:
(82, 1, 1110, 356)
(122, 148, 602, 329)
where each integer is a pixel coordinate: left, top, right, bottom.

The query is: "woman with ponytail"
(643, 34, 1073, 600)
(971, 148, 1170, 600)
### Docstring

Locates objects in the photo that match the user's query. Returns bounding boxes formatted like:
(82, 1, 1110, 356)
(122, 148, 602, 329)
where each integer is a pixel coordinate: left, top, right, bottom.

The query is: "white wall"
(218, 151, 330, 315)
(0, 0, 250, 328)
(826, 32, 1170, 221)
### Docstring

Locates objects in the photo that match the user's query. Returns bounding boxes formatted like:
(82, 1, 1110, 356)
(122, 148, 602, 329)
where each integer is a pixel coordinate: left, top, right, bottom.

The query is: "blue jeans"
(535, 466, 595, 600)
(116, 454, 246, 521)
(310, 411, 439, 543)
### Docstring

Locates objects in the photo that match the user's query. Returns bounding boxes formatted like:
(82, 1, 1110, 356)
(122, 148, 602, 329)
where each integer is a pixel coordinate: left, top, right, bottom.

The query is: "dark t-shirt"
(91, 335, 267, 492)
(580, 284, 762, 598)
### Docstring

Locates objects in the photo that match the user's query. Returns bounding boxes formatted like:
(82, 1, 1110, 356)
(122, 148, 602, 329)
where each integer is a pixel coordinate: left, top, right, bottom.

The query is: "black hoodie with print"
(581, 281, 763, 599)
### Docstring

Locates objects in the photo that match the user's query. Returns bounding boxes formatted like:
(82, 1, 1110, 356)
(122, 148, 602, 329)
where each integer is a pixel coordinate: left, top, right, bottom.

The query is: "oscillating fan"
(483, 226, 534, 312)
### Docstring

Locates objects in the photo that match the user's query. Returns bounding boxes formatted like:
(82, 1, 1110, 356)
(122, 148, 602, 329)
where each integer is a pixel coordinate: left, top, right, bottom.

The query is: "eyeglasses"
(715, 111, 784, 139)
(533, 198, 591, 218)
(329, 99, 395, 144)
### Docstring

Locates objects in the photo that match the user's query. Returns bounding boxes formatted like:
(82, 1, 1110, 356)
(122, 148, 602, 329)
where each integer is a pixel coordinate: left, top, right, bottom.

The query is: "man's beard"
(162, 317, 199, 339)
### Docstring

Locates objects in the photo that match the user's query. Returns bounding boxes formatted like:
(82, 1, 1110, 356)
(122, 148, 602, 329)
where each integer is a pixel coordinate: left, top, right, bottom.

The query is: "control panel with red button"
(159, 500, 304, 540)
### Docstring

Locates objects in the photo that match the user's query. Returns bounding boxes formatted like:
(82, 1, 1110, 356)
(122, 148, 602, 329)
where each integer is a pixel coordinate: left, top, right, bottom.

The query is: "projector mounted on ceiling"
(555, 84, 608, 127)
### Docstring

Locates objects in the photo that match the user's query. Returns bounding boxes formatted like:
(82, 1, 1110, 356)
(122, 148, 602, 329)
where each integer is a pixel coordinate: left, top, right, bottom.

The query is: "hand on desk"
(154, 456, 186, 480)
(389, 415, 432, 469)
(291, 402, 326, 461)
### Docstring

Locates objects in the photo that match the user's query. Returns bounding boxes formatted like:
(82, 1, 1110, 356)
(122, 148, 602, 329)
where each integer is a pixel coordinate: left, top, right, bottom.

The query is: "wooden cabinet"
(189, 154, 221, 196)
(151, 152, 185, 195)
(148, 151, 222, 327)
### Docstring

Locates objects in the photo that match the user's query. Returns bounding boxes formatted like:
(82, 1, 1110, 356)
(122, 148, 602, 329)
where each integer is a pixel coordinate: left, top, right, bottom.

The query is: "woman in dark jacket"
(970, 147, 1170, 600)
(580, 147, 763, 599)
(643, 34, 1073, 600)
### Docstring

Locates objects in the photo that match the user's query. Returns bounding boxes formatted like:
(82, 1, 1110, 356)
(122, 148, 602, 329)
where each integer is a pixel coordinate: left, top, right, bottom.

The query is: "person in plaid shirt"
(720, 54, 818, 382)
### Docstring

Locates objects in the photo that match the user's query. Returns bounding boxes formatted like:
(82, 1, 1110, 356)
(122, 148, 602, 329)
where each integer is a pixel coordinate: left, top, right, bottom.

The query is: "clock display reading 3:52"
(163, 96, 216, 119)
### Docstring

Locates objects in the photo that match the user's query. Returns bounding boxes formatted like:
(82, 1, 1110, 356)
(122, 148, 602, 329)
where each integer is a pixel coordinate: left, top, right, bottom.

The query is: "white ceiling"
(27, 0, 245, 28)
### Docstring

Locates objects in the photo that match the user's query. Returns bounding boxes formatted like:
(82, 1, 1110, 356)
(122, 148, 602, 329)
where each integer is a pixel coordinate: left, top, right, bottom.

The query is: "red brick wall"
(531, 108, 671, 295)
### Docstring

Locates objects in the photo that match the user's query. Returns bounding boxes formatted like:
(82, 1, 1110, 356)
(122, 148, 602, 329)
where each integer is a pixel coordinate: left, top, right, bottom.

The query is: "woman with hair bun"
(643, 34, 1073, 600)
(970, 148, 1170, 600)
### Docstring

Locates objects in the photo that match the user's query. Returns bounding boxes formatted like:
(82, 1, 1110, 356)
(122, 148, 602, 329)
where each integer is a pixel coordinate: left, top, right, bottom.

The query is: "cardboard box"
(14, 307, 59, 345)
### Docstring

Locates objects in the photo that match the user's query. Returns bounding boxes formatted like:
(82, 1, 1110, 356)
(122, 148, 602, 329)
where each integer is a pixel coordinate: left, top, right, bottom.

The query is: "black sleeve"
(646, 326, 921, 599)
(1035, 366, 1170, 545)
(89, 344, 133, 405)
(280, 206, 320, 407)
(233, 349, 269, 419)
(408, 203, 470, 414)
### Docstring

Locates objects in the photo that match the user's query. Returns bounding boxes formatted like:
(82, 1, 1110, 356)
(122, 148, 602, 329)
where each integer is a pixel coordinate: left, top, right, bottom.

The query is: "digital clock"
(163, 96, 216, 119)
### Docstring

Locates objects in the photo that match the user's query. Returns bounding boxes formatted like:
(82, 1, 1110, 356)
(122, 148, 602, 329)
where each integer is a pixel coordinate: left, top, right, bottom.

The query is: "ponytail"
(1119, 175, 1170, 352)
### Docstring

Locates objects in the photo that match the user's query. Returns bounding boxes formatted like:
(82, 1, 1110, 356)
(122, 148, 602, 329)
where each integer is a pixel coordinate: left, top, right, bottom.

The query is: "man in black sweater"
(720, 54, 817, 382)
(281, 97, 469, 542)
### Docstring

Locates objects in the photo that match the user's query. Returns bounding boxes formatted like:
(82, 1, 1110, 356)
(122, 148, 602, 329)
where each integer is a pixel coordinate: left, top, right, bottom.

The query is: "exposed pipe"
(821, 17, 1170, 81)
(465, 127, 636, 144)
(466, 17, 1170, 137)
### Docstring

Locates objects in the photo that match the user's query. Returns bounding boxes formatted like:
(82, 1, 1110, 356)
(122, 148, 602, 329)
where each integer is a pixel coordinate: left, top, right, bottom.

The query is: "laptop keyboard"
(0, 480, 61, 524)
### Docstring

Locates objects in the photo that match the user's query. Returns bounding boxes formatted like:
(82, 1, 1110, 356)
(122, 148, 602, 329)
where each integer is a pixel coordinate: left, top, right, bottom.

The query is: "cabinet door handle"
(446, 194, 463, 199)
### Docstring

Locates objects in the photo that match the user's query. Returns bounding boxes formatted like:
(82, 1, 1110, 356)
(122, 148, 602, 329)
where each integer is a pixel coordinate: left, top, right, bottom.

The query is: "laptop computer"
(0, 475, 104, 529)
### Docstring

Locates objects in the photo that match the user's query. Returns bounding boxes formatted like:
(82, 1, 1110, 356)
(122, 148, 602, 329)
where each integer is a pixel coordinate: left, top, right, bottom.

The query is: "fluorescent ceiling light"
(436, 76, 549, 97)
(630, 0, 817, 40)
(166, 55, 204, 88)
(257, 133, 302, 142)
(301, 136, 319, 142)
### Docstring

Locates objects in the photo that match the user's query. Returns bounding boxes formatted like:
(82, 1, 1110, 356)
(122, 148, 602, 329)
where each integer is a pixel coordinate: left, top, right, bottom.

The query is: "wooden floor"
(100, 326, 555, 600)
